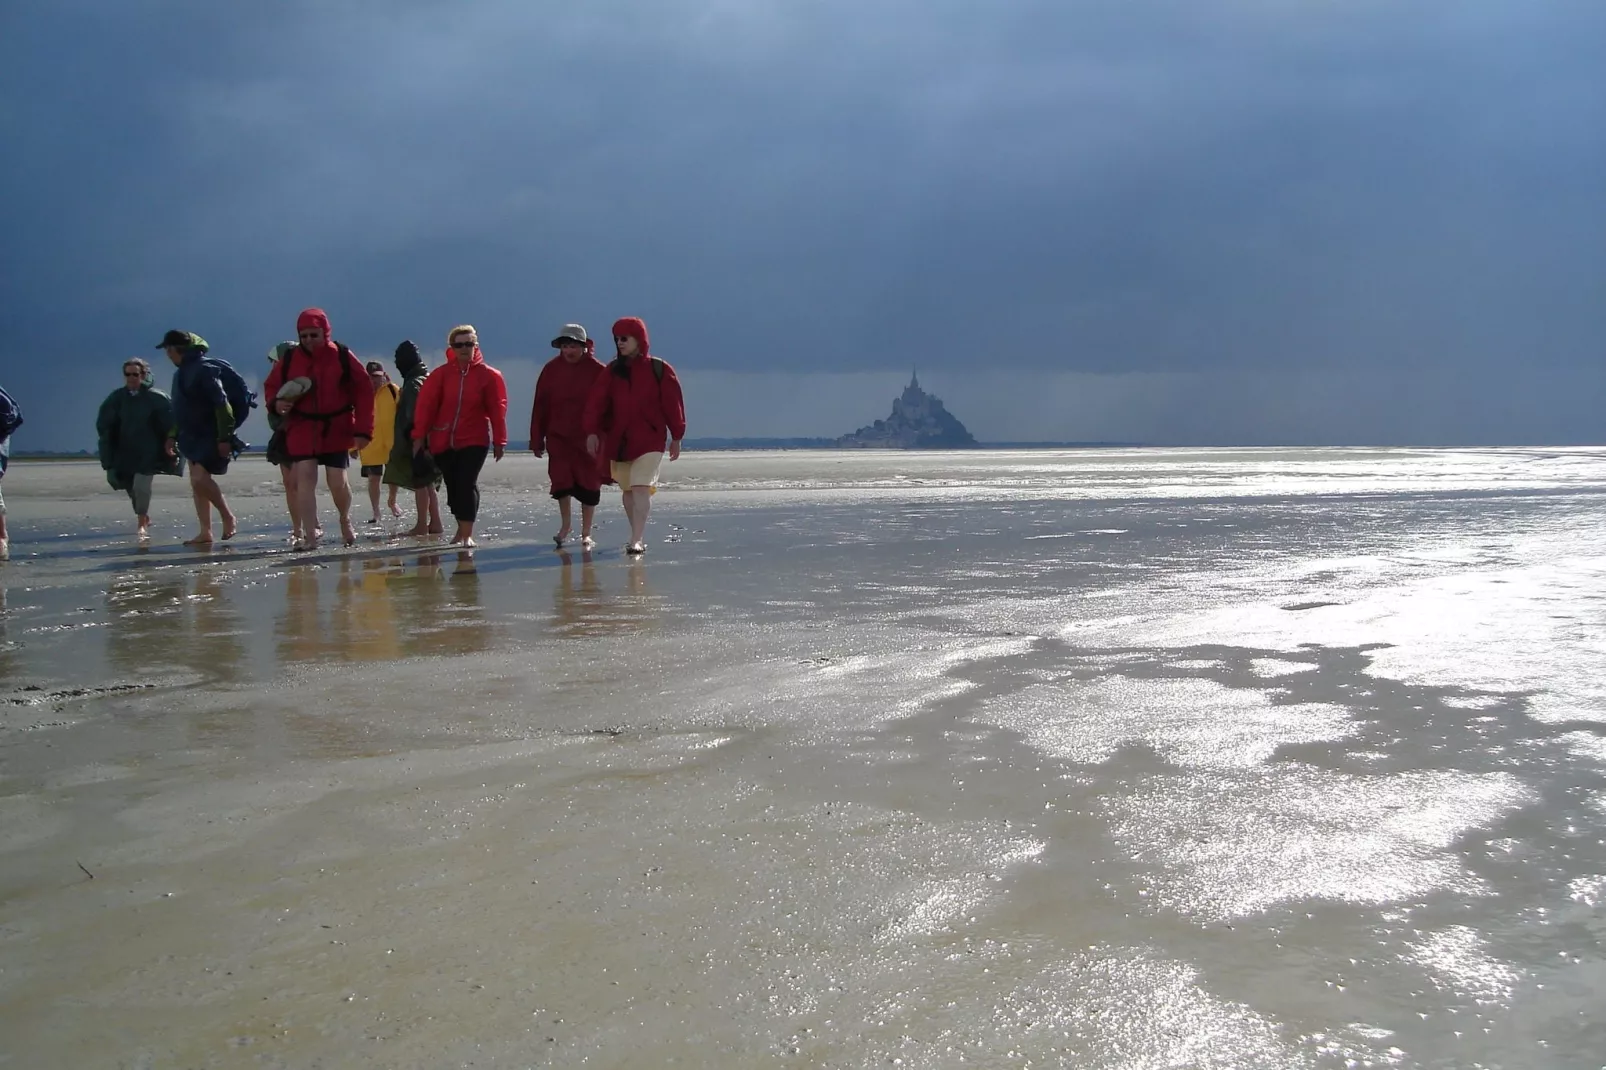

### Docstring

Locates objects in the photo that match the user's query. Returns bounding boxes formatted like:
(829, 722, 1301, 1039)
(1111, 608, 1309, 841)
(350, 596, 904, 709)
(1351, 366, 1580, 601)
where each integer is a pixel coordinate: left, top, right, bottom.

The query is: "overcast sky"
(2, 0, 1602, 449)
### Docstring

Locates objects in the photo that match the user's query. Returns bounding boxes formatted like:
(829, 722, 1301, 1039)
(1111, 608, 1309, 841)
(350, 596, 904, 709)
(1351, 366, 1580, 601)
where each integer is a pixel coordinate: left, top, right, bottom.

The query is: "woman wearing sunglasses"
(412, 325, 508, 548)
(582, 317, 686, 555)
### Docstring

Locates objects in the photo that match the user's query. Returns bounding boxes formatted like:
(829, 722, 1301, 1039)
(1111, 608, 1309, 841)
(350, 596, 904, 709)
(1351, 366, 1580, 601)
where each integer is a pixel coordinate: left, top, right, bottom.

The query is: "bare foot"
(389, 503, 403, 517)
(402, 525, 428, 537)
(184, 532, 214, 547)
(427, 525, 444, 535)
(340, 520, 357, 547)
(221, 516, 238, 540)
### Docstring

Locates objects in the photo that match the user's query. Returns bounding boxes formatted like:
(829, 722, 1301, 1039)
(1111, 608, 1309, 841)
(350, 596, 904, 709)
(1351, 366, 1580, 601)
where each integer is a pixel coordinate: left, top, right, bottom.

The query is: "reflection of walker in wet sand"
(394, 550, 491, 656)
(552, 548, 658, 637)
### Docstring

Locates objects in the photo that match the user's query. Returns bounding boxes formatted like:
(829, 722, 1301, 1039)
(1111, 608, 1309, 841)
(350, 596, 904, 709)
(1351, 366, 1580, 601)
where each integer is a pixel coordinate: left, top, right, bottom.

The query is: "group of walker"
(86, 310, 687, 555)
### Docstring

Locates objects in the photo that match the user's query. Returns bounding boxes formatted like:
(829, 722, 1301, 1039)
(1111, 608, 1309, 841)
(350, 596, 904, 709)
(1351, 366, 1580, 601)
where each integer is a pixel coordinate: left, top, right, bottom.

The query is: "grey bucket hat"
(551, 324, 588, 347)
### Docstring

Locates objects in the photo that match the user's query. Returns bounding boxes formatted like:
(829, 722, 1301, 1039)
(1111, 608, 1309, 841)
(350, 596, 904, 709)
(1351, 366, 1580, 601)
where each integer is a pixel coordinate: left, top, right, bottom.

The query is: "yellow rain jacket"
(358, 382, 399, 466)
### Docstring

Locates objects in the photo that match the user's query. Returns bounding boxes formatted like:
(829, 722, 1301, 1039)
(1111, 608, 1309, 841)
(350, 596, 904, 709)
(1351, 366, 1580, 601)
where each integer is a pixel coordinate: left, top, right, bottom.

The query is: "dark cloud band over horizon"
(1, 0, 1602, 449)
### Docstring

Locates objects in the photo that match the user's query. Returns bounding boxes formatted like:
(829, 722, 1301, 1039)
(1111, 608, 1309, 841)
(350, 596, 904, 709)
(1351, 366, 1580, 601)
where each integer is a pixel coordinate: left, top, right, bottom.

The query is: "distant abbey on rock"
(835, 371, 978, 449)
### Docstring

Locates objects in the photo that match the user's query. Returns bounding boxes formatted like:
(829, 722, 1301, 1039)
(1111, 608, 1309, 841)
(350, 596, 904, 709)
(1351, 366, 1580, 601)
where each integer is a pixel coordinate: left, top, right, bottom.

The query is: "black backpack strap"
(291, 342, 357, 422)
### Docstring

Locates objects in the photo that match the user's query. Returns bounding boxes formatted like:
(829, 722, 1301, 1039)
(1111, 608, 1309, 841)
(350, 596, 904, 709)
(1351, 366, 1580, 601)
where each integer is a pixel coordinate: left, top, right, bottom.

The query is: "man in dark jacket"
(160, 329, 239, 545)
(97, 358, 180, 539)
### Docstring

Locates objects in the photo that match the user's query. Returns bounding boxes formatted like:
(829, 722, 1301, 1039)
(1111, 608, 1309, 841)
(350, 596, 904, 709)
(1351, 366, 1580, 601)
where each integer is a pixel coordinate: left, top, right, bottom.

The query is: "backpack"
(202, 357, 257, 431)
(0, 386, 21, 439)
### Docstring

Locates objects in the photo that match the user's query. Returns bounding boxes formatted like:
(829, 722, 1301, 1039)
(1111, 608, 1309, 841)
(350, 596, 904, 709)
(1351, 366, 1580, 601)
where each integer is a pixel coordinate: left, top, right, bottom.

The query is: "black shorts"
(552, 485, 601, 507)
(189, 453, 230, 476)
(287, 451, 352, 469)
(360, 464, 385, 477)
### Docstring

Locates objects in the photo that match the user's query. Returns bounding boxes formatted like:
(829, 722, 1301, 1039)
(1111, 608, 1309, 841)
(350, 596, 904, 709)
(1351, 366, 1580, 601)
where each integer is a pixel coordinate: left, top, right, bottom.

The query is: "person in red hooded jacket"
(531, 323, 608, 549)
(412, 324, 508, 548)
(582, 317, 686, 555)
(263, 308, 375, 549)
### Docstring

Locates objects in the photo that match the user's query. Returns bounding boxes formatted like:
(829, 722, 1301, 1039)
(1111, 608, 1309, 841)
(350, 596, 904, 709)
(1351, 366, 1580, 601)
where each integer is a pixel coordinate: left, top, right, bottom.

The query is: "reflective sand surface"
(1, 448, 1603, 1067)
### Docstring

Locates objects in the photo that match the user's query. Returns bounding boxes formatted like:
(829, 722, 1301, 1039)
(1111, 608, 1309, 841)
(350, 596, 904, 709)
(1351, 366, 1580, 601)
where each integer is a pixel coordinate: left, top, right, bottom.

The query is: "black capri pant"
(435, 446, 488, 522)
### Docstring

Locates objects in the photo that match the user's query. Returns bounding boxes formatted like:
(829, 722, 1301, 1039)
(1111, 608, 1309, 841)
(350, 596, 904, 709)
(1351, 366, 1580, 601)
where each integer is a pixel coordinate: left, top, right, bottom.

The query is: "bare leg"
(326, 466, 355, 545)
(131, 474, 154, 539)
(626, 486, 651, 550)
(290, 459, 320, 546)
(367, 472, 381, 522)
(0, 511, 9, 559)
(278, 463, 301, 540)
(405, 487, 430, 537)
(555, 497, 572, 545)
(387, 483, 401, 516)
(426, 487, 443, 534)
(184, 465, 233, 544)
(580, 503, 596, 541)
(620, 490, 636, 544)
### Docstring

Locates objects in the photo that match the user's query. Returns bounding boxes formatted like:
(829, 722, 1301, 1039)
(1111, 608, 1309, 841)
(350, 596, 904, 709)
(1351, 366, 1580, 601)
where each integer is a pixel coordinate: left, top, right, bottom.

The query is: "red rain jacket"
(263, 310, 374, 457)
(531, 352, 607, 452)
(413, 348, 509, 453)
(582, 356, 687, 464)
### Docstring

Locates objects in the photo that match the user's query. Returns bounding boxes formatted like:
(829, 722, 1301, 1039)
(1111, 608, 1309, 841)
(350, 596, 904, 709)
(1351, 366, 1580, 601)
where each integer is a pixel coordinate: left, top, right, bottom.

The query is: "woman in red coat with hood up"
(582, 317, 686, 555)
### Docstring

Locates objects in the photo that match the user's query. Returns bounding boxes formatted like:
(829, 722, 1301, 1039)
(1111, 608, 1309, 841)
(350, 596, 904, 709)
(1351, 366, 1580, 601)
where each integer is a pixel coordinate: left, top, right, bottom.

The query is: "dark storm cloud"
(1, 0, 1602, 448)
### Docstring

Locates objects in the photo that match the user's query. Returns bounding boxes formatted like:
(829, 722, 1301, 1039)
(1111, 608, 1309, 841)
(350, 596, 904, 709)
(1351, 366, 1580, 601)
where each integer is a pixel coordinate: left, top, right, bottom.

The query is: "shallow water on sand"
(2, 448, 1604, 1068)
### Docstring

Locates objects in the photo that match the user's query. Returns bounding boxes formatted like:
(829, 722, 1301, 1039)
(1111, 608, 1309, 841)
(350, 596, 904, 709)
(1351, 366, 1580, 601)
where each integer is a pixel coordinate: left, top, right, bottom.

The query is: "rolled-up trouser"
(125, 473, 154, 516)
(436, 446, 489, 522)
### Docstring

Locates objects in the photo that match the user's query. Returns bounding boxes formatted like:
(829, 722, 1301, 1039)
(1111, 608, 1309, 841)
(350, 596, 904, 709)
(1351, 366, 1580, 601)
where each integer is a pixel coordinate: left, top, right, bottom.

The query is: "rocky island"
(835, 372, 978, 449)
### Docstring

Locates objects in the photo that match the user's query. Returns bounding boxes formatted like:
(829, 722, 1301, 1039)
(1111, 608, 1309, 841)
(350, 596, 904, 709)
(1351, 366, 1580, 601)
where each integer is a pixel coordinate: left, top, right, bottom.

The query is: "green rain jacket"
(97, 382, 181, 484)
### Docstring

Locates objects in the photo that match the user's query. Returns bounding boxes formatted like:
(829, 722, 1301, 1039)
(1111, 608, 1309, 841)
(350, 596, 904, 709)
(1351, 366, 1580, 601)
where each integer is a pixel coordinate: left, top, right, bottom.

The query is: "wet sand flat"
(2, 448, 1605, 1067)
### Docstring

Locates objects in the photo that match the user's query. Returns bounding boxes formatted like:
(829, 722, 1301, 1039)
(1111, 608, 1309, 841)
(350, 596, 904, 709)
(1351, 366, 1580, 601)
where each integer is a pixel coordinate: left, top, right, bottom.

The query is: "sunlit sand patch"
(975, 676, 1355, 770)
(1406, 925, 1524, 1004)
(1567, 875, 1606, 907)
(1437, 694, 1507, 710)
(875, 839, 1045, 942)
(850, 946, 1322, 1069)
(1251, 657, 1319, 678)
(1556, 730, 1606, 764)
(1104, 768, 1532, 920)
(1529, 692, 1606, 726)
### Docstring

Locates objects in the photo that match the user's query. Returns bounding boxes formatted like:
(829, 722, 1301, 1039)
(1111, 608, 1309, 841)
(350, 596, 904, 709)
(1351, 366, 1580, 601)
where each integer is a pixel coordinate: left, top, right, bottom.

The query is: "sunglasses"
(613, 336, 634, 344)
(450, 341, 476, 350)
(297, 332, 323, 340)
(123, 370, 143, 377)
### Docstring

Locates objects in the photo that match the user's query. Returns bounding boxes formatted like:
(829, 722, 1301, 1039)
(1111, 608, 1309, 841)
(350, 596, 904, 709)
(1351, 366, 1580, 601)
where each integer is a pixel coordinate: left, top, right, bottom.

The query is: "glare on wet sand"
(1, 447, 1604, 1067)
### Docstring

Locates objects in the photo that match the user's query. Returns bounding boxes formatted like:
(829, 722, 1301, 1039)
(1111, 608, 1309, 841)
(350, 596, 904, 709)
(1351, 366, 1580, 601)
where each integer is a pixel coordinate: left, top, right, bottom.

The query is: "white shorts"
(611, 452, 663, 490)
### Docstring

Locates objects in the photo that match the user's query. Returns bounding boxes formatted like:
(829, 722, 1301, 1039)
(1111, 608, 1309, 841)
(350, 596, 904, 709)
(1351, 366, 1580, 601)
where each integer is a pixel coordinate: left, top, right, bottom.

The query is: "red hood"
(297, 308, 332, 335)
(611, 317, 649, 358)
